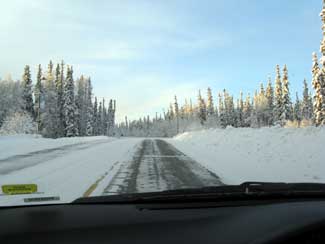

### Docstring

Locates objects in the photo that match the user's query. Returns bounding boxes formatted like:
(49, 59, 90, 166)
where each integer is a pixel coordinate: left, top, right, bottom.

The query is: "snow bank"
(0, 134, 110, 160)
(169, 126, 325, 184)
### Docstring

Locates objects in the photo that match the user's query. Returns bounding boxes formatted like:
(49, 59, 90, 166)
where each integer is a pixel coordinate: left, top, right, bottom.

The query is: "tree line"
(0, 60, 116, 138)
(116, 65, 314, 137)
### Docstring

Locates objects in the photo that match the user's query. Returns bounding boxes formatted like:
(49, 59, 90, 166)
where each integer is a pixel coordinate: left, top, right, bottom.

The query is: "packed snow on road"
(1, 126, 325, 206)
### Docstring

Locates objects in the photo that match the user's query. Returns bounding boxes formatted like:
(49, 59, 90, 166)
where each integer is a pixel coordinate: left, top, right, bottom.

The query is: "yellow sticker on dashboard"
(1, 184, 38, 195)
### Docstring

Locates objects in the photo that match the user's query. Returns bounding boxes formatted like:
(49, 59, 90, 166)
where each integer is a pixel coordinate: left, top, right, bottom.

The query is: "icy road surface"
(0, 137, 222, 207)
(102, 139, 223, 195)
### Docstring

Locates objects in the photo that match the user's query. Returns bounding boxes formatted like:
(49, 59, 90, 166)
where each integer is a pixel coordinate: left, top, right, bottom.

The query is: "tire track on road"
(102, 139, 223, 195)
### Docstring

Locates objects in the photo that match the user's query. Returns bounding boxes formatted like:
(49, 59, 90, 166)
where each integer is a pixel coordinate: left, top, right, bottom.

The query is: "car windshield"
(0, 0, 325, 207)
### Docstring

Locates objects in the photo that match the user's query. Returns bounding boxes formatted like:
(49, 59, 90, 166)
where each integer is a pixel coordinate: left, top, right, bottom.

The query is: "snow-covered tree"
(206, 87, 214, 116)
(63, 66, 77, 137)
(243, 93, 252, 127)
(312, 1, 325, 126)
(236, 91, 244, 127)
(21, 65, 34, 116)
(0, 111, 36, 135)
(83, 78, 93, 136)
(55, 62, 65, 137)
(274, 65, 283, 125)
(293, 92, 302, 124)
(265, 76, 274, 126)
(255, 83, 268, 127)
(0, 77, 23, 127)
(282, 65, 292, 121)
(34, 64, 43, 128)
(174, 95, 180, 133)
(93, 97, 101, 135)
(197, 90, 207, 125)
(302, 79, 313, 120)
(42, 61, 59, 138)
(218, 93, 226, 128)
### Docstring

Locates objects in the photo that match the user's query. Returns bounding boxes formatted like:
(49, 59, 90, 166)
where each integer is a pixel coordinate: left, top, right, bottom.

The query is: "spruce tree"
(312, 1, 325, 126)
(42, 61, 59, 138)
(21, 65, 34, 116)
(174, 95, 179, 133)
(236, 91, 244, 127)
(218, 93, 226, 128)
(265, 76, 274, 125)
(282, 64, 292, 121)
(302, 79, 313, 120)
(92, 97, 99, 135)
(274, 65, 283, 125)
(63, 66, 76, 137)
(86, 78, 93, 136)
(293, 92, 302, 123)
(34, 64, 43, 128)
(75, 76, 86, 136)
(206, 87, 214, 116)
(243, 93, 252, 127)
(55, 62, 65, 137)
(198, 90, 207, 125)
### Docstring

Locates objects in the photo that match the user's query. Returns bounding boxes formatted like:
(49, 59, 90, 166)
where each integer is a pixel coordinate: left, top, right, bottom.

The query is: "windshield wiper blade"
(240, 181, 325, 194)
(72, 182, 325, 204)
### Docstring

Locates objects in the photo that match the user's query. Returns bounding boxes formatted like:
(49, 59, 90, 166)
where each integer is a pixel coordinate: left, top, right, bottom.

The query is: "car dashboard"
(1, 200, 325, 244)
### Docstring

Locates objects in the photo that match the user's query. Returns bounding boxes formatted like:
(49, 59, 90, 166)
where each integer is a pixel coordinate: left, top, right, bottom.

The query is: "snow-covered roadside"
(168, 127, 325, 185)
(0, 134, 110, 160)
(0, 138, 143, 206)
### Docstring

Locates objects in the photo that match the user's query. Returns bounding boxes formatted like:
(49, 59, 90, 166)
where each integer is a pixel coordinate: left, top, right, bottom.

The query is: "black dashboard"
(1, 200, 325, 244)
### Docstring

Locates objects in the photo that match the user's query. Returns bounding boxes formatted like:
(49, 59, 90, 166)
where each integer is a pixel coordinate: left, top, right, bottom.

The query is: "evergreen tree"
(274, 65, 283, 124)
(85, 78, 93, 136)
(236, 91, 244, 127)
(223, 89, 235, 126)
(63, 66, 76, 137)
(312, 52, 322, 125)
(93, 97, 100, 135)
(102, 98, 107, 134)
(255, 83, 268, 127)
(302, 79, 313, 120)
(75, 76, 87, 136)
(174, 95, 179, 133)
(42, 61, 59, 138)
(243, 93, 252, 127)
(218, 93, 226, 128)
(55, 62, 65, 137)
(265, 76, 274, 126)
(282, 64, 292, 121)
(21, 65, 34, 116)
(169, 103, 174, 120)
(293, 92, 302, 123)
(198, 90, 207, 125)
(34, 64, 43, 129)
(206, 87, 214, 116)
(312, 1, 325, 126)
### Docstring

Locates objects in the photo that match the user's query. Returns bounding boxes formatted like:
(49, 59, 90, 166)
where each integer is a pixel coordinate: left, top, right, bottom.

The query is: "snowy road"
(102, 139, 223, 195)
(0, 137, 223, 206)
(0, 140, 109, 175)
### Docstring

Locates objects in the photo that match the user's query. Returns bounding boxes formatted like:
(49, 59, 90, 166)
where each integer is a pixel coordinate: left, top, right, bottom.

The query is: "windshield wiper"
(73, 182, 325, 204)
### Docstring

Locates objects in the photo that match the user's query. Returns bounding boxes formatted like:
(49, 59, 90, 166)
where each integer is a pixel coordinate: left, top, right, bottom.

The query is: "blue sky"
(0, 0, 323, 122)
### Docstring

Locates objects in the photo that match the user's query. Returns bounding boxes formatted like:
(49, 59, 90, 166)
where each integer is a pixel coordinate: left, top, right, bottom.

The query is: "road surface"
(0, 137, 223, 206)
(0, 140, 108, 175)
(102, 139, 223, 194)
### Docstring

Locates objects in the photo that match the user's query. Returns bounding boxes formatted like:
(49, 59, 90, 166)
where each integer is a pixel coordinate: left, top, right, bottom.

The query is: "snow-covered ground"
(0, 134, 109, 160)
(0, 136, 142, 206)
(1, 127, 325, 207)
(168, 126, 325, 185)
